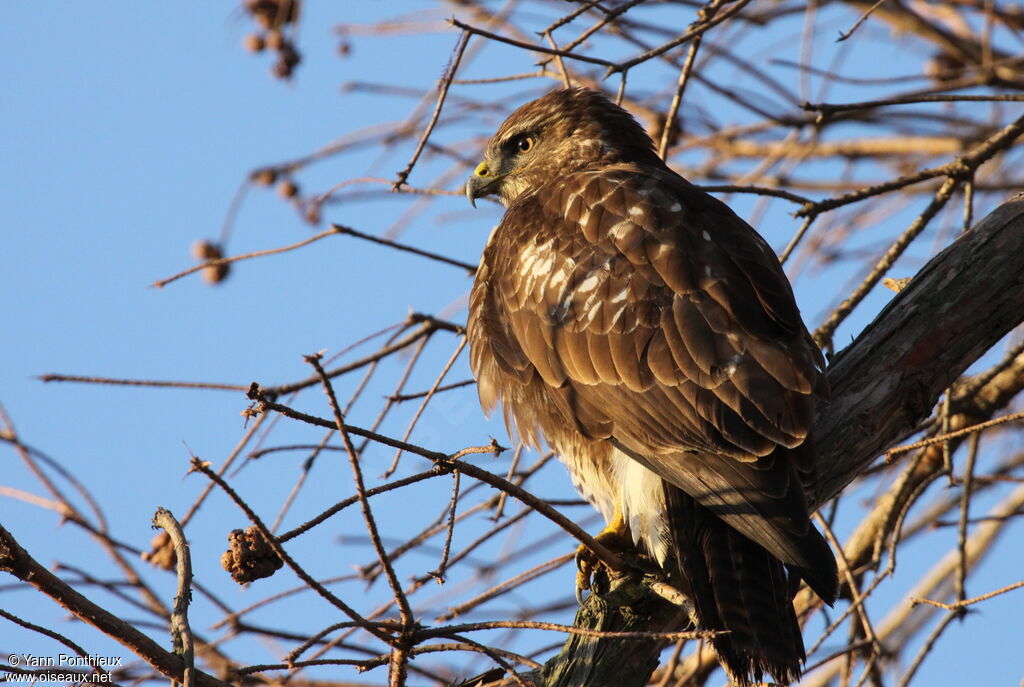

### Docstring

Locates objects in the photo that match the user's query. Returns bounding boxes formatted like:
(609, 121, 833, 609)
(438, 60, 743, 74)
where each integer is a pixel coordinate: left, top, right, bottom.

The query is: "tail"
(664, 484, 828, 686)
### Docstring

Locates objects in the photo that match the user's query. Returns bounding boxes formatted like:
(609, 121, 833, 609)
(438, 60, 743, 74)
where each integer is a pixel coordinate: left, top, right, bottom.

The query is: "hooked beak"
(466, 161, 502, 208)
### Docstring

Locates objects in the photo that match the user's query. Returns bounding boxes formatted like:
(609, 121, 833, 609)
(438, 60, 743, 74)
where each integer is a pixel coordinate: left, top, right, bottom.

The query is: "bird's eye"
(515, 135, 535, 153)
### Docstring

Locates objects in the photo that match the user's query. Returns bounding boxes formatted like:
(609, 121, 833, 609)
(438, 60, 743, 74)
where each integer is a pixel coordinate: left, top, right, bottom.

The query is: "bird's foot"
(575, 511, 631, 601)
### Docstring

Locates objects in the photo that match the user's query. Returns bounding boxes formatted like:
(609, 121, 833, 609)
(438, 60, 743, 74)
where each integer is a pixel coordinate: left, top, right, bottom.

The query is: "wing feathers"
(585, 331, 620, 385)
(556, 328, 601, 384)
(672, 297, 722, 378)
(746, 339, 815, 394)
(646, 327, 686, 386)
(609, 329, 654, 391)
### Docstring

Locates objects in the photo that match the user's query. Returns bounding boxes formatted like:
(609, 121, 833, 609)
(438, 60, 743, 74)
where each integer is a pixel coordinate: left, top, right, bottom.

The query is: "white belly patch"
(613, 448, 669, 565)
(552, 439, 670, 566)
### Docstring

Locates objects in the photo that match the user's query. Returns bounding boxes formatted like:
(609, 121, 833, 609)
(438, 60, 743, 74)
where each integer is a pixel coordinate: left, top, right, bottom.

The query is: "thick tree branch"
(812, 196, 1024, 506)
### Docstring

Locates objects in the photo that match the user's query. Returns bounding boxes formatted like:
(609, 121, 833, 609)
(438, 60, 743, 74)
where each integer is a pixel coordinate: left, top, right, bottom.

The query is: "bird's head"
(466, 87, 660, 207)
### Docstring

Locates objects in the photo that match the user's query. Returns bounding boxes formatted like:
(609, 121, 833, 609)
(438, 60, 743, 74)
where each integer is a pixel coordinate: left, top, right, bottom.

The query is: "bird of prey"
(465, 88, 838, 686)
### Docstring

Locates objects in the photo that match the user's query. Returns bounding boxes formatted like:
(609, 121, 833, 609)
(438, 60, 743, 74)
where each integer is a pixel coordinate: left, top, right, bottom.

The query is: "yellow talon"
(575, 508, 631, 598)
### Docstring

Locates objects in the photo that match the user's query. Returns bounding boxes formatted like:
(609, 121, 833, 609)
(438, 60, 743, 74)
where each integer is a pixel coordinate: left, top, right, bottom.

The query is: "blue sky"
(2, 3, 1022, 686)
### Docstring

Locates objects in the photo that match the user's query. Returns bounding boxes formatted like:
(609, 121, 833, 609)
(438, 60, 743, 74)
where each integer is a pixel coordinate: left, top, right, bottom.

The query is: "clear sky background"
(2, 3, 1022, 686)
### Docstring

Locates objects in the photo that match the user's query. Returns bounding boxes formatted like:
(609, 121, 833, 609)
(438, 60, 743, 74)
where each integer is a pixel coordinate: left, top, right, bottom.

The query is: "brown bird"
(465, 88, 838, 686)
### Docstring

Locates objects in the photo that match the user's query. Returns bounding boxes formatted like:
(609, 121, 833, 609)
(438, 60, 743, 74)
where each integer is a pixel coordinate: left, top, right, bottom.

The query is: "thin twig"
(607, 0, 754, 75)
(384, 337, 468, 476)
(911, 579, 1024, 611)
(437, 553, 574, 621)
(836, 0, 888, 42)
(394, 30, 470, 189)
(556, 0, 646, 57)
(449, 18, 615, 67)
(265, 314, 463, 397)
(886, 411, 1024, 460)
(779, 215, 815, 265)
(153, 227, 345, 289)
(895, 610, 958, 687)
(697, 183, 813, 205)
(428, 469, 460, 584)
(657, 5, 708, 160)
(805, 93, 1024, 114)
(540, 0, 605, 34)
(421, 619, 720, 642)
(542, 31, 571, 88)
(955, 432, 981, 606)
(37, 375, 247, 392)
(815, 176, 960, 346)
(798, 111, 1024, 219)
(387, 379, 475, 402)
(152, 508, 195, 687)
(330, 224, 477, 274)
(277, 468, 444, 543)
(304, 354, 414, 629)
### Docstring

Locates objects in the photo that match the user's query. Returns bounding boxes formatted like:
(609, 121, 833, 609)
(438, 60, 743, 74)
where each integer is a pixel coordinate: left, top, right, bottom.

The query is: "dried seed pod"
(271, 59, 293, 79)
(141, 530, 176, 571)
(245, 0, 298, 29)
(243, 33, 265, 53)
(251, 168, 277, 186)
(191, 239, 220, 260)
(277, 179, 299, 198)
(304, 203, 321, 225)
(279, 43, 301, 68)
(191, 240, 230, 285)
(221, 526, 283, 584)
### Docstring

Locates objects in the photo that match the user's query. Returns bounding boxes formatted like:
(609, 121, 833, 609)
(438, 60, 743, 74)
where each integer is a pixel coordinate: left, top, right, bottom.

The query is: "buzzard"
(465, 88, 838, 686)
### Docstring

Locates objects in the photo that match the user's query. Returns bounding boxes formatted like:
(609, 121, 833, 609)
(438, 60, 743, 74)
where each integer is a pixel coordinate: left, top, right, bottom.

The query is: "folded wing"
(470, 164, 834, 594)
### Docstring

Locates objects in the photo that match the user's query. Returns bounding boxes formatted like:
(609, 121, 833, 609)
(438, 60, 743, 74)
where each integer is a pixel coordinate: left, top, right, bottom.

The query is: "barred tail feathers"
(663, 484, 807, 686)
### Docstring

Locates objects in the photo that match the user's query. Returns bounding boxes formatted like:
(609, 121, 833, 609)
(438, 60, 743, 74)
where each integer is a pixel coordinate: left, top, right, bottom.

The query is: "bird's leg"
(575, 506, 632, 597)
